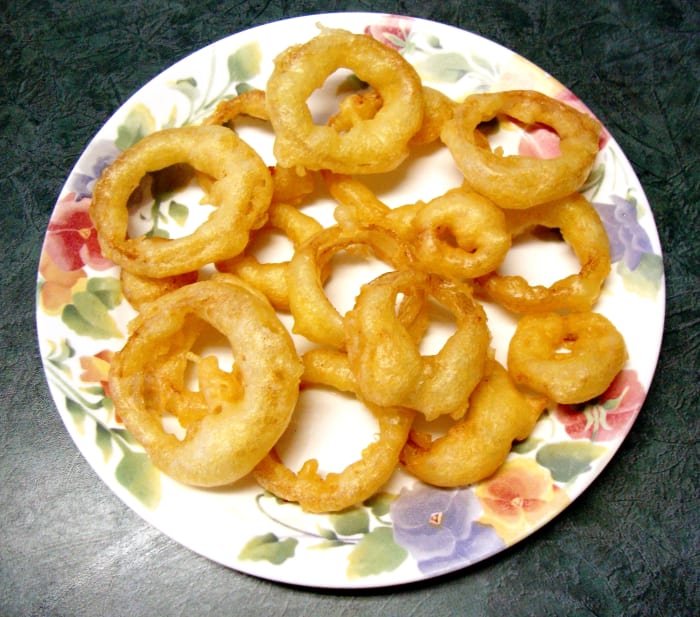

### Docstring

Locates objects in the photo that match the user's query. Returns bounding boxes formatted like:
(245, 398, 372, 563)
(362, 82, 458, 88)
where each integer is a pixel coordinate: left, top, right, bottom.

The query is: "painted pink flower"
(517, 89, 610, 159)
(553, 369, 645, 442)
(44, 192, 113, 272)
(475, 458, 569, 545)
(364, 16, 414, 51)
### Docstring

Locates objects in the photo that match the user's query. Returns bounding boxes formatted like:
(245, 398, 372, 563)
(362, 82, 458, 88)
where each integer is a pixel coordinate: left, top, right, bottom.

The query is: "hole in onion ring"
(306, 68, 359, 125)
(497, 229, 580, 287)
(272, 387, 380, 477)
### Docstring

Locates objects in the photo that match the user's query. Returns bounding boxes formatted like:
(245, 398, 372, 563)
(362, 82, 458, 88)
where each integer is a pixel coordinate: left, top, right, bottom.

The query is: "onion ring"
(474, 192, 611, 313)
(507, 311, 628, 404)
(108, 277, 303, 487)
(287, 224, 415, 349)
(344, 269, 491, 421)
(266, 26, 424, 174)
(90, 125, 273, 278)
(441, 90, 602, 208)
(400, 360, 547, 487)
(410, 187, 511, 279)
(253, 350, 414, 513)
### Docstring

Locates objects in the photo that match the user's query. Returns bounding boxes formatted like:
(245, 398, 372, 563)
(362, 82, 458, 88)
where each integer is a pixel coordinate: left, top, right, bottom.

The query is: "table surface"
(1, 1, 698, 615)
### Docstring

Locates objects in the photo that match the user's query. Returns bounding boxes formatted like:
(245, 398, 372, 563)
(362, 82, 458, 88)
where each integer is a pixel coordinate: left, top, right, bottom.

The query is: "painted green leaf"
(363, 492, 395, 518)
(227, 42, 262, 83)
(62, 291, 122, 339)
(329, 508, 370, 537)
(317, 526, 338, 541)
(115, 104, 155, 150)
(239, 533, 298, 565)
(424, 33, 442, 49)
(618, 253, 664, 299)
(309, 539, 347, 550)
(414, 52, 471, 83)
(512, 435, 541, 454)
(536, 441, 607, 483)
(173, 77, 199, 103)
(86, 277, 122, 310)
(168, 200, 189, 226)
(95, 422, 113, 462)
(65, 396, 86, 430)
(115, 450, 162, 510)
(347, 526, 407, 579)
(235, 82, 255, 95)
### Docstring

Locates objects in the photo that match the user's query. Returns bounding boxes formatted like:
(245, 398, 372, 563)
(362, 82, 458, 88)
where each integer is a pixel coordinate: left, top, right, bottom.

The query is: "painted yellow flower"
(475, 458, 570, 545)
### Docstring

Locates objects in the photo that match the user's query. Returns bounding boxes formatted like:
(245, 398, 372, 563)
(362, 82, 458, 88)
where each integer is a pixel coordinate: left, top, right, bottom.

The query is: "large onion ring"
(344, 269, 491, 421)
(266, 26, 424, 174)
(441, 90, 601, 209)
(253, 350, 414, 513)
(108, 277, 303, 487)
(507, 311, 628, 404)
(474, 192, 611, 313)
(400, 360, 547, 487)
(90, 125, 273, 277)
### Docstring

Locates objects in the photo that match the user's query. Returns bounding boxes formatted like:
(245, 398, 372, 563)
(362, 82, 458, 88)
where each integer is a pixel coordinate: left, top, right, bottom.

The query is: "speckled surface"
(1, 1, 698, 615)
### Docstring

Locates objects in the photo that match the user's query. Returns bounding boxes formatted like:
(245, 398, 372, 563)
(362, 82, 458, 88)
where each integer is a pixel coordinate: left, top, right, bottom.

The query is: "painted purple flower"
(68, 140, 121, 198)
(390, 482, 505, 575)
(593, 195, 654, 270)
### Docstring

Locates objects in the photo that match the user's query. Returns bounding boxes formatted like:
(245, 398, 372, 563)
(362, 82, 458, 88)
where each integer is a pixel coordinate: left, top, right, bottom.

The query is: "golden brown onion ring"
(108, 277, 303, 487)
(266, 27, 423, 174)
(441, 90, 601, 209)
(507, 311, 627, 404)
(474, 192, 611, 313)
(253, 350, 414, 513)
(344, 269, 491, 421)
(287, 224, 415, 349)
(400, 360, 547, 487)
(120, 269, 199, 311)
(90, 125, 273, 278)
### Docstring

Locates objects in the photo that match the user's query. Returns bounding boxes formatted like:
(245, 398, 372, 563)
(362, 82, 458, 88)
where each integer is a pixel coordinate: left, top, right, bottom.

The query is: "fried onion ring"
(344, 269, 491, 421)
(287, 224, 415, 349)
(400, 360, 547, 487)
(441, 90, 601, 208)
(90, 125, 273, 278)
(253, 350, 414, 513)
(108, 277, 303, 487)
(507, 311, 628, 404)
(266, 26, 423, 174)
(474, 192, 611, 313)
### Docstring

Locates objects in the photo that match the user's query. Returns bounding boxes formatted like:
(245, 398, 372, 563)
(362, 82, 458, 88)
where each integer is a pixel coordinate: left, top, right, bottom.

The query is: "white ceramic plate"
(36, 12, 665, 588)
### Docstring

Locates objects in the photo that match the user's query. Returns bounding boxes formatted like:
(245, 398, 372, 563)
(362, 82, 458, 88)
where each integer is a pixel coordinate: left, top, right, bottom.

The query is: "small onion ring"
(441, 90, 602, 209)
(108, 277, 303, 487)
(253, 350, 414, 513)
(507, 311, 628, 404)
(474, 192, 611, 313)
(344, 269, 491, 421)
(90, 125, 273, 277)
(400, 360, 547, 487)
(410, 187, 511, 279)
(266, 26, 424, 174)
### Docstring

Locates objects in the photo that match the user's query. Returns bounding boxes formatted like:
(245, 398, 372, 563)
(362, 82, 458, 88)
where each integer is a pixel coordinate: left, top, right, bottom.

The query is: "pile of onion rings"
(90, 26, 626, 512)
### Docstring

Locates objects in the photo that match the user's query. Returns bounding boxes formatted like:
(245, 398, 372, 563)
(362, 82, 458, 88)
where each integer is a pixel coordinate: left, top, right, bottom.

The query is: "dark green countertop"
(1, 1, 698, 615)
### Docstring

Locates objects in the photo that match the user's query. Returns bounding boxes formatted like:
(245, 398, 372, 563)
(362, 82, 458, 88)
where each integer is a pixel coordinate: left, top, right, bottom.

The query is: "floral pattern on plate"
(36, 12, 665, 588)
